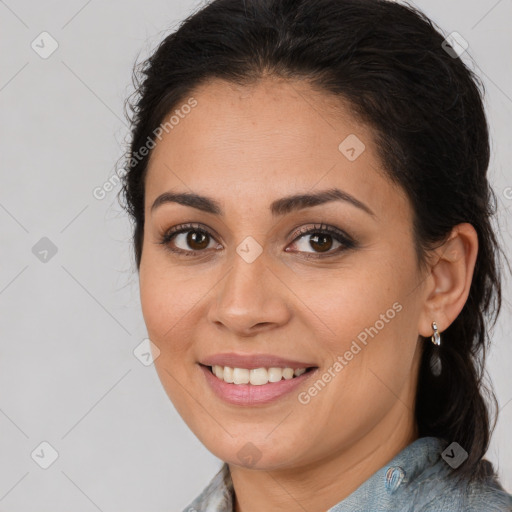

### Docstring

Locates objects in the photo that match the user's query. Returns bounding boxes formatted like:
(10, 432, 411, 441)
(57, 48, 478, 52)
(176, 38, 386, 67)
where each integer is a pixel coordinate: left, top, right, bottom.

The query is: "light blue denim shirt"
(182, 436, 512, 511)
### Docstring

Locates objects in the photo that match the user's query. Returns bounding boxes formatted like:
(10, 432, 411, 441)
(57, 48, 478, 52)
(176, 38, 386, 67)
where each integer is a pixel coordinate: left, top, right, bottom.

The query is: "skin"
(138, 76, 478, 512)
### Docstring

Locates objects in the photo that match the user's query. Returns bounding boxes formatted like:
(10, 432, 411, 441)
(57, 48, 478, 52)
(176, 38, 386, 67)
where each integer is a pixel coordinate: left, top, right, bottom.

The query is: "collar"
(188, 436, 446, 512)
(327, 435, 445, 511)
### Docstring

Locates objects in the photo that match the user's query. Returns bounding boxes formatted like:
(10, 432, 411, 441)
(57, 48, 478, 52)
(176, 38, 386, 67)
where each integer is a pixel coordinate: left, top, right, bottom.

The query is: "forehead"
(144, 77, 409, 222)
(170, 76, 362, 150)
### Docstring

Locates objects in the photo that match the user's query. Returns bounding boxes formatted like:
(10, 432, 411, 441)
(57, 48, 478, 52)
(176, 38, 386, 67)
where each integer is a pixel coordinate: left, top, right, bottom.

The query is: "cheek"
(139, 256, 202, 416)
(300, 249, 421, 403)
(139, 251, 199, 350)
(293, 257, 407, 347)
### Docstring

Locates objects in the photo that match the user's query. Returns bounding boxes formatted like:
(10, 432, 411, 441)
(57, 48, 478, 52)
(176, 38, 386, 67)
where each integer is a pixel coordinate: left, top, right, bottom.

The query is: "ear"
(417, 223, 479, 338)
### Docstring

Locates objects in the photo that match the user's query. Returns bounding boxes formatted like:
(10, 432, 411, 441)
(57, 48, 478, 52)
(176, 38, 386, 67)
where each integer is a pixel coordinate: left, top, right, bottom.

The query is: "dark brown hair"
(119, 0, 507, 484)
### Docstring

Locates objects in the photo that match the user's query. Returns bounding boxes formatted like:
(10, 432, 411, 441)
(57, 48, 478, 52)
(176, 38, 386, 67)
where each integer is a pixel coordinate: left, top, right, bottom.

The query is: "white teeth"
(249, 368, 268, 385)
(210, 365, 310, 385)
(268, 367, 283, 382)
(214, 365, 223, 379)
(223, 366, 234, 383)
(233, 368, 249, 384)
(282, 368, 294, 380)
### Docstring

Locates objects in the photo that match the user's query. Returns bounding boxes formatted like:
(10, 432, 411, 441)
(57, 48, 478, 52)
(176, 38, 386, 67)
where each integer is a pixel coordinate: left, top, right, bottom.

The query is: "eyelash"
(157, 222, 357, 260)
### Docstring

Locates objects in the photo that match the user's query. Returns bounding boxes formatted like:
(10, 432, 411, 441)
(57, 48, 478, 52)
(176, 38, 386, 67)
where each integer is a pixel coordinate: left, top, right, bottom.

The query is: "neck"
(230, 399, 419, 512)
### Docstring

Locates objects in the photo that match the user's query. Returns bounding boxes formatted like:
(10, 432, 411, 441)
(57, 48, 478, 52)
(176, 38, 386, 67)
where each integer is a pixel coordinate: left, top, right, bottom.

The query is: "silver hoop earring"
(431, 321, 441, 346)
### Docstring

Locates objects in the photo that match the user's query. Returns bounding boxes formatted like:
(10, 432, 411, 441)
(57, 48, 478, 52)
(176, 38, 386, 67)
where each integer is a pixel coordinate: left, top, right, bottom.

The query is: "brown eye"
(170, 229, 216, 252)
(287, 223, 355, 258)
(159, 222, 356, 259)
(159, 224, 220, 255)
(185, 231, 210, 250)
(308, 233, 334, 253)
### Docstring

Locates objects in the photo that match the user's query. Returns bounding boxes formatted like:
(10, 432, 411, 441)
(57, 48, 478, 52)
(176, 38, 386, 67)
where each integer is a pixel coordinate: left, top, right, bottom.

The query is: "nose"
(207, 250, 292, 337)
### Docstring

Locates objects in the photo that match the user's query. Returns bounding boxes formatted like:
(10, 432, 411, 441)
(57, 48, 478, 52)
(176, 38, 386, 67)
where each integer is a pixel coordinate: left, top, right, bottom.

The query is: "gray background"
(0, 0, 511, 510)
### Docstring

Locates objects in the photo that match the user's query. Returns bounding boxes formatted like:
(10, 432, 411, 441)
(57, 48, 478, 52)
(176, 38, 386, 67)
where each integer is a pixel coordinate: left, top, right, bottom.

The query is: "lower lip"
(199, 364, 318, 406)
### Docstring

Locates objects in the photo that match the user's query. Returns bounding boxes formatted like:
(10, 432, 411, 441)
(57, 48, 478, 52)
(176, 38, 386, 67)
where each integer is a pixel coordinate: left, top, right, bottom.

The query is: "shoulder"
(418, 460, 512, 512)
(181, 463, 234, 512)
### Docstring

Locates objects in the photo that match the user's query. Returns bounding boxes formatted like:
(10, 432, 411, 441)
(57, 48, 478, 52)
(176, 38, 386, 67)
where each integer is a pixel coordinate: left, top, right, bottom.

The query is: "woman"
(119, 0, 512, 510)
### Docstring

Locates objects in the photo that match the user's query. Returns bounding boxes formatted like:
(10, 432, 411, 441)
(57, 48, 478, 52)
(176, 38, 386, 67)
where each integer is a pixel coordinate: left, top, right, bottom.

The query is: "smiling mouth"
(202, 364, 318, 385)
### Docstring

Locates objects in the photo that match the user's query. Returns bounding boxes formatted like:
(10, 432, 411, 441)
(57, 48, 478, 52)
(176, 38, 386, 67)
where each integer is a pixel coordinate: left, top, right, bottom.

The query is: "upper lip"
(200, 353, 318, 369)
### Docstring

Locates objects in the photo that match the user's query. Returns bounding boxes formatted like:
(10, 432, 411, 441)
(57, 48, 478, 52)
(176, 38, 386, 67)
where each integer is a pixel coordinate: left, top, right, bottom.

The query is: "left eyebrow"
(150, 187, 375, 218)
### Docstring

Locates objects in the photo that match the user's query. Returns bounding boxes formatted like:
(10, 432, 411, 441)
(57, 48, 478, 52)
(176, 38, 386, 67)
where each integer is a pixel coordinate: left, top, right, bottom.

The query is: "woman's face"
(139, 77, 428, 470)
